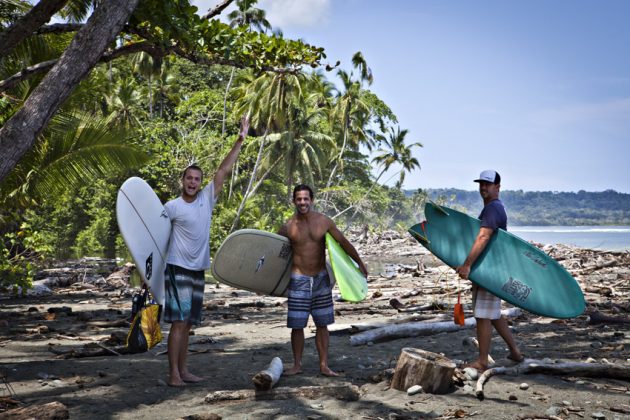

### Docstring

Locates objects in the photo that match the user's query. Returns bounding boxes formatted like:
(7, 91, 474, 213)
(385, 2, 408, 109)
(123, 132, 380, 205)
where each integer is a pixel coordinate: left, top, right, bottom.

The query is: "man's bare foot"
(283, 365, 303, 376)
(181, 372, 203, 383)
(463, 360, 488, 372)
(507, 352, 524, 363)
(168, 377, 186, 387)
(320, 366, 339, 377)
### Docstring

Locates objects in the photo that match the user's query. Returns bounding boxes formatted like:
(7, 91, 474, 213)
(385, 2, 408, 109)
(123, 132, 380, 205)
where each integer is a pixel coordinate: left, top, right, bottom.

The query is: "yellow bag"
(126, 289, 162, 353)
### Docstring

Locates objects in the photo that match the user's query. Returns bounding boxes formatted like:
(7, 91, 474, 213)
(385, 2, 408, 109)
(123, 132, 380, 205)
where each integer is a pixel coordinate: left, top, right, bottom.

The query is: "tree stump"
(391, 348, 455, 394)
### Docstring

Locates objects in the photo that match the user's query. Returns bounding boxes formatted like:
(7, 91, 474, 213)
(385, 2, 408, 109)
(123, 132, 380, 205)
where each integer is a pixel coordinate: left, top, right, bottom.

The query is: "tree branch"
(202, 0, 235, 20)
(0, 42, 165, 93)
(36, 23, 84, 35)
(172, 45, 300, 74)
(0, 0, 68, 59)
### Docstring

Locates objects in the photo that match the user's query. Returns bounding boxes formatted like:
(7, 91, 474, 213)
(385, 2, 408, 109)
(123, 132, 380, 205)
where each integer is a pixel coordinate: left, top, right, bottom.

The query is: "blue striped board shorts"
(287, 270, 334, 329)
(164, 264, 205, 325)
(472, 284, 502, 320)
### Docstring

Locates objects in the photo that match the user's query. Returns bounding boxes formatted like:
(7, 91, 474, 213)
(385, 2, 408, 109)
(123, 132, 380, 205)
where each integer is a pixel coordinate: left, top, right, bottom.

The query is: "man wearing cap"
(456, 170, 523, 372)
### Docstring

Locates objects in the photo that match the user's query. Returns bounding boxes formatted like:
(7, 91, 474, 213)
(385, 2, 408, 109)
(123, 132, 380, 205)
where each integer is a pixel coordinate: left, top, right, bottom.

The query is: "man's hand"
(358, 262, 368, 278)
(456, 265, 470, 280)
(238, 115, 250, 139)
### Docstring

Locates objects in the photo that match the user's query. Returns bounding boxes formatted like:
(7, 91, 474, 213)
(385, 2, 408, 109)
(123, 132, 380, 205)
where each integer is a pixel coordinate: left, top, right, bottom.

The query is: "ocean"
(508, 226, 630, 251)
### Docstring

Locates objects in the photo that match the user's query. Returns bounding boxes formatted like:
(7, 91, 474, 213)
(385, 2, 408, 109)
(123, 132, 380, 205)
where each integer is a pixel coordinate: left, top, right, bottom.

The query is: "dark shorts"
(287, 270, 334, 329)
(164, 264, 205, 325)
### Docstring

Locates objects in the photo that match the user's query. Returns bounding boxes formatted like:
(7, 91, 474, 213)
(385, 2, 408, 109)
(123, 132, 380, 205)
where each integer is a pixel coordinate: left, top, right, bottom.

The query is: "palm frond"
(1, 112, 149, 202)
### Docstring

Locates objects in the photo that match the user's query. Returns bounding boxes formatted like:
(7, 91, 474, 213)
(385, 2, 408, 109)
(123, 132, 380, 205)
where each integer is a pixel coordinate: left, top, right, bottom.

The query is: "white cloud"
(258, 0, 331, 29)
(192, 0, 331, 29)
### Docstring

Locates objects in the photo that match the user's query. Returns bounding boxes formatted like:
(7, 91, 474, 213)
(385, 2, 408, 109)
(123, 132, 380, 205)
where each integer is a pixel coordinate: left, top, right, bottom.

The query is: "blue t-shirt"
(478, 199, 507, 230)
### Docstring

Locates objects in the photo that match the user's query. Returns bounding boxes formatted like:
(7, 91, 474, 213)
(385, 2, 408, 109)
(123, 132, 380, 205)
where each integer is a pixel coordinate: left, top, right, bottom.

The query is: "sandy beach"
(1, 234, 629, 420)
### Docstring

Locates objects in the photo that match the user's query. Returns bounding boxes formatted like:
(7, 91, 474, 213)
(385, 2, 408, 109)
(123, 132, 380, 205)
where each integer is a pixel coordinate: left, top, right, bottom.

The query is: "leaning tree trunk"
(0, 0, 68, 60)
(0, 0, 141, 182)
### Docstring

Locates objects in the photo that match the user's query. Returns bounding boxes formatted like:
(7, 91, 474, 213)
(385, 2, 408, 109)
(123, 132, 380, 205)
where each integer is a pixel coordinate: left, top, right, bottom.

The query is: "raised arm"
(212, 115, 250, 197)
(328, 222, 368, 277)
(456, 226, 494, 279)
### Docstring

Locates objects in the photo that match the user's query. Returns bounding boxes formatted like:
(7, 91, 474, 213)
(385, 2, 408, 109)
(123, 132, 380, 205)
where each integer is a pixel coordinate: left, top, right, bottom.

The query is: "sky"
(196, 0, 630, 193)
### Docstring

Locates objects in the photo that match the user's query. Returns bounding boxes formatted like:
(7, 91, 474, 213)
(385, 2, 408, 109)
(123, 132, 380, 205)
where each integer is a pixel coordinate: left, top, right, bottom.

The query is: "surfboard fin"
(408, 222, 430, 245)
(428, 201, 450, 216)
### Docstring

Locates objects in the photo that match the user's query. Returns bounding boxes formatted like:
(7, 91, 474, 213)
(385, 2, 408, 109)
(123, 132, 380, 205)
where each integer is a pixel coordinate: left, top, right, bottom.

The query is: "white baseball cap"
(474, 170, 501, 184)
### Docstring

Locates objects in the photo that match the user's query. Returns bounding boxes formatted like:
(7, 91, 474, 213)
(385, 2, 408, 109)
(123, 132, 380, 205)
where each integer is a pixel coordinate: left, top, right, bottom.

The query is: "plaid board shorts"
(287, 270, 334, 329)
(164, 264, 205, 325)
(472, 284, 502, 320)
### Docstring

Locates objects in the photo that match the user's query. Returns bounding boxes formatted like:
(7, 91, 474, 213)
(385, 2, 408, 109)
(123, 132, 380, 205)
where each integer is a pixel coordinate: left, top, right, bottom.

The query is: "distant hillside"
(407, 189, 630, 226)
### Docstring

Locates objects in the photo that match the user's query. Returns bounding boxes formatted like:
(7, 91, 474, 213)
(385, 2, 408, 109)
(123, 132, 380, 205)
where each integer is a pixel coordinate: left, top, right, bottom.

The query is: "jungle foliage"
(0, 0, 424, 289)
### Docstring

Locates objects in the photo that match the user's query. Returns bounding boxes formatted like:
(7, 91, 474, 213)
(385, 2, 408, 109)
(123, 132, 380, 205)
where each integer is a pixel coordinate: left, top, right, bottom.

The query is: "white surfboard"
(211, 229, 292, 296)
(116, 177, 171, 306)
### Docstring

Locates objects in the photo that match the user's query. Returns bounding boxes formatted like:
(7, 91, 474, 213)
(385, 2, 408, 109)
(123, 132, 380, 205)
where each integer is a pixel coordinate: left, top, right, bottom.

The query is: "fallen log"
(350, 308, 521, 346)
(389, 298, 449, 313)
(391, 348, 455, 394)
(0, 401, 69, 420)
(48, 344, 130, 358)
(252, 357, 283, 391)
(475, 359, 630, 400)
(87, 319, 129, 328)
(328, 314, 445, 334)
(204, 384, 360, 403)
(589, 310, 630, 325)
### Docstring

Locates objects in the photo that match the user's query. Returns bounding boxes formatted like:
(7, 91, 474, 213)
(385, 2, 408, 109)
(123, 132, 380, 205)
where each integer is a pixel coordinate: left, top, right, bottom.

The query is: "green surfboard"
(409, 202, 585, 319)
(325, 233, 368, 302)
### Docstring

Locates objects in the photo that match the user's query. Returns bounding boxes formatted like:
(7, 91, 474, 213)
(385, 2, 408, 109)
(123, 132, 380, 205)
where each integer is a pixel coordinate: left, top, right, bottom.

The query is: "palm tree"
(223, 0, 271, 136)
(103, 76, 146, 128)
(372, 126, 422, 188)
(263, 99, 332, 200)
(227, 0, 271, 32)
(131, 51, 162, 118)
(229, 69, 305, 231)
(338, 125, 422, 225)
(153, 62, 180, 117)
(325, 51, 374, 189)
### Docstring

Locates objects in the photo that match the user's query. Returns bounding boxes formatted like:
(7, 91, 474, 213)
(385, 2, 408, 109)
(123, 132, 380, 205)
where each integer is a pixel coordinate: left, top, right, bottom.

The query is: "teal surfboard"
(325, 233, 368, 302)
(409, 202, 585, 319)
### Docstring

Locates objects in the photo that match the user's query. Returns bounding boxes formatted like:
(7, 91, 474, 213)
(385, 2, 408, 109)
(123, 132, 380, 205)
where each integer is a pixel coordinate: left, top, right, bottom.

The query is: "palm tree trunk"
(333, 168, 385, 221)
(341, 169, 402, 231)
(229, 130, 268, 232)
(148, 77, 153, 118)
(325, 116, 349, 189)
(224, 67, 236, 198)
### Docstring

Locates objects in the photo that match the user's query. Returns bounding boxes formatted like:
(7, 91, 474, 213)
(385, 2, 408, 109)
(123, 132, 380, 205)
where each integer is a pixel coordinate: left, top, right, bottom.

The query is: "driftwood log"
(588, 310, 630, 325)
(328, 313, 444, 334)
(475, 359, 630, 400)
(350, 308, 522, 346)
(0, 401, 69, 420)
(48, 344, 130, 358)
(252, 357, 283, 391)
(204, 384, 360, 403)
(391, 348, 455, 394)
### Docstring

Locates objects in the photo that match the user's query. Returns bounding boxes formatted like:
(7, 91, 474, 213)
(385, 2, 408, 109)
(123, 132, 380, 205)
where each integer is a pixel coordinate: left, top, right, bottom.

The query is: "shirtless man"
(279, 184, 368, 376)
